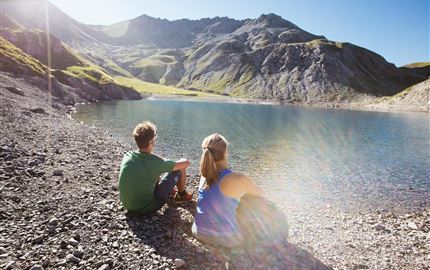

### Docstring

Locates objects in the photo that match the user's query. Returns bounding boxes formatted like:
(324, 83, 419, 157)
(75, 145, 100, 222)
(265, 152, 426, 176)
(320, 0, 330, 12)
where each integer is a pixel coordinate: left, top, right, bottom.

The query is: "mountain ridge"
(1, 0, 428, 107)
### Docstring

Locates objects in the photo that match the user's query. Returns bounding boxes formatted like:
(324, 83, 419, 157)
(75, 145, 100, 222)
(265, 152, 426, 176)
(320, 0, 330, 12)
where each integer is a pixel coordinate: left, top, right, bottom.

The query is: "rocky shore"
(1, 73, 429, 269)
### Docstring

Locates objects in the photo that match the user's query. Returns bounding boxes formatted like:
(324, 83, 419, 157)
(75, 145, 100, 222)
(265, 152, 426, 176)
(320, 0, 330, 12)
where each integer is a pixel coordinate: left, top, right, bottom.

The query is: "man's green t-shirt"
(119, 151, 176, 214)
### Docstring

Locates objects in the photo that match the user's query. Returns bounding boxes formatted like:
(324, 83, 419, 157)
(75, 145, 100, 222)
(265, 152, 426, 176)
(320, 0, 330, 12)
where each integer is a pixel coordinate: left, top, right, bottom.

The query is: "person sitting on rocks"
(119, 121, 193, 215)
(192, 133, 264, 247)
(192, 133, 290, 251)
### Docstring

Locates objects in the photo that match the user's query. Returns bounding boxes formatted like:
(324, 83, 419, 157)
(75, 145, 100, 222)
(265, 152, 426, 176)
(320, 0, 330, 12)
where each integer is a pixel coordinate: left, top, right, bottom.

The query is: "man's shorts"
(154, 170, 181, 203)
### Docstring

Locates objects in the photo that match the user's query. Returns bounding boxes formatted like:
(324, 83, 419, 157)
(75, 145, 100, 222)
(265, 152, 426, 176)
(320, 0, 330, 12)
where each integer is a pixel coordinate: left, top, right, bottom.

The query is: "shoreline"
(1, 74, 429, 269)
(139, 93, 430, 114)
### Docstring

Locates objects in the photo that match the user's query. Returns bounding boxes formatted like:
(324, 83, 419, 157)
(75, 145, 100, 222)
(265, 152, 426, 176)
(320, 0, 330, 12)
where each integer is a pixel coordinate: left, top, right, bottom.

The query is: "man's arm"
(152, 153, 190, 171)
(173, 158, 190, 171)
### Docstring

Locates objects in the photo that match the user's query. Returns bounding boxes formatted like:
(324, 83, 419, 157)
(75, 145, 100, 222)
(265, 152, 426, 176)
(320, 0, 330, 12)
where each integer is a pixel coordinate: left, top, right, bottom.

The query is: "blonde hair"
(199, 134, 229, 188)
(133, 121, 156, 149)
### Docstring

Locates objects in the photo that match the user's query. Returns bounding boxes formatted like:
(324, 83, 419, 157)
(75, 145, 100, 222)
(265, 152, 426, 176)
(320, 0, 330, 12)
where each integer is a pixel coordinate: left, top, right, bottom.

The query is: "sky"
(49, 0, 429, 66)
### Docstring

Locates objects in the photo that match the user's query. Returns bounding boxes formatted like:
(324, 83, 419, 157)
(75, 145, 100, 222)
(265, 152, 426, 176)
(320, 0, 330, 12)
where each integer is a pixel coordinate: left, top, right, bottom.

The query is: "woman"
(192, 133, 265, 248)
(192, 135, 327, 269)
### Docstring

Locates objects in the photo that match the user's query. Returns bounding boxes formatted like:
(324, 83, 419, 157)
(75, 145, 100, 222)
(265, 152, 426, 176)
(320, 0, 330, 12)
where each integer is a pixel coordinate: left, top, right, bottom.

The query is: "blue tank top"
(194, 169, 240, 237)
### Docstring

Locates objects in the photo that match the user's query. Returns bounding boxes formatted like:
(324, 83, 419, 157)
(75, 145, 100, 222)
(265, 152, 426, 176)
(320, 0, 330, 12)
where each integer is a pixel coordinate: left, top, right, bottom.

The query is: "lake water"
(73, 99, 430, 212)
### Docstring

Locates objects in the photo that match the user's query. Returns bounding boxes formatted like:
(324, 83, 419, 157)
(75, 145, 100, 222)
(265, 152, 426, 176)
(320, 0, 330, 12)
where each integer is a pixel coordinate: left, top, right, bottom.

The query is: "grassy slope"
(115, 76, 227, 98)
(375, 79, 428, 104)
(4, 28, 85, 70)
(129, 53, 177, 83)
(0, 35, 226, 99)
(0, 36, 47, 76)
(402, 62, 430, 68)
(64, 65, 116, 85)
(102, 59, 134, 78)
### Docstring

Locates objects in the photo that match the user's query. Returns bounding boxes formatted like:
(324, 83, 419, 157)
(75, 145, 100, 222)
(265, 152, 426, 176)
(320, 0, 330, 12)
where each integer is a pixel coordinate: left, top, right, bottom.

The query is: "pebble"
(407, 221, 418, 230)
(66, 254, 82, 264)
(60, 240, 68, 249)
(98, 264, 110, 270)
(68, 237, 79, 247)
(53, 170, 64, 176)
(32, 235, 44, 244)
(48, 217, 59, 226)
(30, 108, 46, 114)
(5, 261, 16, 270)
(73, 248, 84, 258)
(374, 224, 386, 231)
(175, 258, 185, 268)
(5, 86, 24, 96)
(0, 253, 9, 259)
(29, 265, 43, 270)
(25, 168, 37, 176)
(354, 264, 369, 269)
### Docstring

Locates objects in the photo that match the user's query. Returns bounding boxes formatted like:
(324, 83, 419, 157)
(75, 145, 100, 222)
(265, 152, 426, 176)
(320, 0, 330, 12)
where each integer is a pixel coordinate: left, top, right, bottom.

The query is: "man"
(119, 121, 193, 214)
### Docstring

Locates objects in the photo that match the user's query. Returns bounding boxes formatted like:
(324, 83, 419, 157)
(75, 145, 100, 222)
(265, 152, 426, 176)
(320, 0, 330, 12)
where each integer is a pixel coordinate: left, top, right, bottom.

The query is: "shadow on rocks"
(124, 197, 331, 270)
(225, 195, 333, 270)
(125, 201, 222, 269)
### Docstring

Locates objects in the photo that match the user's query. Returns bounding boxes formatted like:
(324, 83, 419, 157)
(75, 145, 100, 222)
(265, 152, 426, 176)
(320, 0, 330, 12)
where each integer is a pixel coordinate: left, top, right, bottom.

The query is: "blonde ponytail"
(200, 148, 218, 187)
(199, 134, 229, 188)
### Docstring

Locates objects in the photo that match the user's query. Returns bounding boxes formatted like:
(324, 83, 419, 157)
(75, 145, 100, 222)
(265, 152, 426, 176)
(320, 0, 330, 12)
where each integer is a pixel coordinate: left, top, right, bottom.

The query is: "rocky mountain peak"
(251, 13, 297, 29)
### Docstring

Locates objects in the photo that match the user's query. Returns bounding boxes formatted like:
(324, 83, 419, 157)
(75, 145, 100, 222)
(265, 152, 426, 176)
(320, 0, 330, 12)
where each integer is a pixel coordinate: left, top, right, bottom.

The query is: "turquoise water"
(74, 99, 430, 211)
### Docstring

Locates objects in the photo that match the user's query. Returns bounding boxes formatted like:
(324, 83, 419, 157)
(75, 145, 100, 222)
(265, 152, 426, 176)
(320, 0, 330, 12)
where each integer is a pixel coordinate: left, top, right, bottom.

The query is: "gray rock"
(407, 221, 418, 230)
(5, 86, 24, 96)
(53, 170, 64, 176)
(54, 259, 67, 267)
(48, 217, 59, 226)
(25, 168, 37, 177)
(5, 261, 16, 270)
(30, 108, 46, 114)
(98, 264, 110, 270)
(175, 258, 185, 268)
(29, 264, 43, 270)
(66, 254, 81, 263)
(72, 249, 84, 258)
(374, 224, 386, 231)
(32, 235, 44, 244)
(101, 210, 110, 215)
(60, 240, 68, 249)
(68, 237, 79, 247)
(0, 252, 10, 259)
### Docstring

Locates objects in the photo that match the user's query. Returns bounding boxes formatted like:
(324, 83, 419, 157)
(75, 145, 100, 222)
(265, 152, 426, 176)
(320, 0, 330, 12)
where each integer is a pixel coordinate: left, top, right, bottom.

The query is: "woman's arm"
(220, 173, 264, 200)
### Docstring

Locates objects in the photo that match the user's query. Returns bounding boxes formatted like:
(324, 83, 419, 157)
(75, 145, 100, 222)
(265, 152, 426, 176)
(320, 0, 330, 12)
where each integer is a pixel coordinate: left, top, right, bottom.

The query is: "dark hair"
(133, 121, 156, 149)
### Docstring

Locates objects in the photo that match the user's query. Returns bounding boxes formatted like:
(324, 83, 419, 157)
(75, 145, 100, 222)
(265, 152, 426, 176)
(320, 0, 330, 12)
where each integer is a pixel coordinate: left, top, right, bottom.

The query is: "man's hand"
(173, 158, 190, 171)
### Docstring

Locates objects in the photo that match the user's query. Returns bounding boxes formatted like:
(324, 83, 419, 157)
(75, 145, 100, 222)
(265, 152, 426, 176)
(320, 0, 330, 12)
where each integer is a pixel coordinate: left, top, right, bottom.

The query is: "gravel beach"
(0, 73, 429, 269)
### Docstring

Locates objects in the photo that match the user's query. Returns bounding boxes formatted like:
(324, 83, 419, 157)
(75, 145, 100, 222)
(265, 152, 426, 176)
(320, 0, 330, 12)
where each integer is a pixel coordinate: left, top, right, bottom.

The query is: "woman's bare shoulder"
(222, 172, 248, 185)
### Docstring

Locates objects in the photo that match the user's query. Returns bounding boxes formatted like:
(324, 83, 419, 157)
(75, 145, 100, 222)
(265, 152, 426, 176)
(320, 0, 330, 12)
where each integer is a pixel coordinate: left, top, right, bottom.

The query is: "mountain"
(0, 8, 141, 103)
(90, 13, 425, 102)
(1, 0, 99, 44)
(0, 33, 141, 103)
(1, 0, 428, 105)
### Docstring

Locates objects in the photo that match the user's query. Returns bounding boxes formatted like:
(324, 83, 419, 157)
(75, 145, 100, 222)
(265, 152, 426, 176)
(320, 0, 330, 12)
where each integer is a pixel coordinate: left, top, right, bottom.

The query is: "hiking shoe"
(174, 191, 193, 204)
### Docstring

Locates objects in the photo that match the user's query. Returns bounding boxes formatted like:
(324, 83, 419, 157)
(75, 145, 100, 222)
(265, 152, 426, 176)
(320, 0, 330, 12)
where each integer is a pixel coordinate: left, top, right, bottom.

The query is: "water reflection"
(74, 99, 430, 211)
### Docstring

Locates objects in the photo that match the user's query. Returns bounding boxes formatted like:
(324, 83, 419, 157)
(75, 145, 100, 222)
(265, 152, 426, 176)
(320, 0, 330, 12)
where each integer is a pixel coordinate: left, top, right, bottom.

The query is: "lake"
(73, 99, 430, 212)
